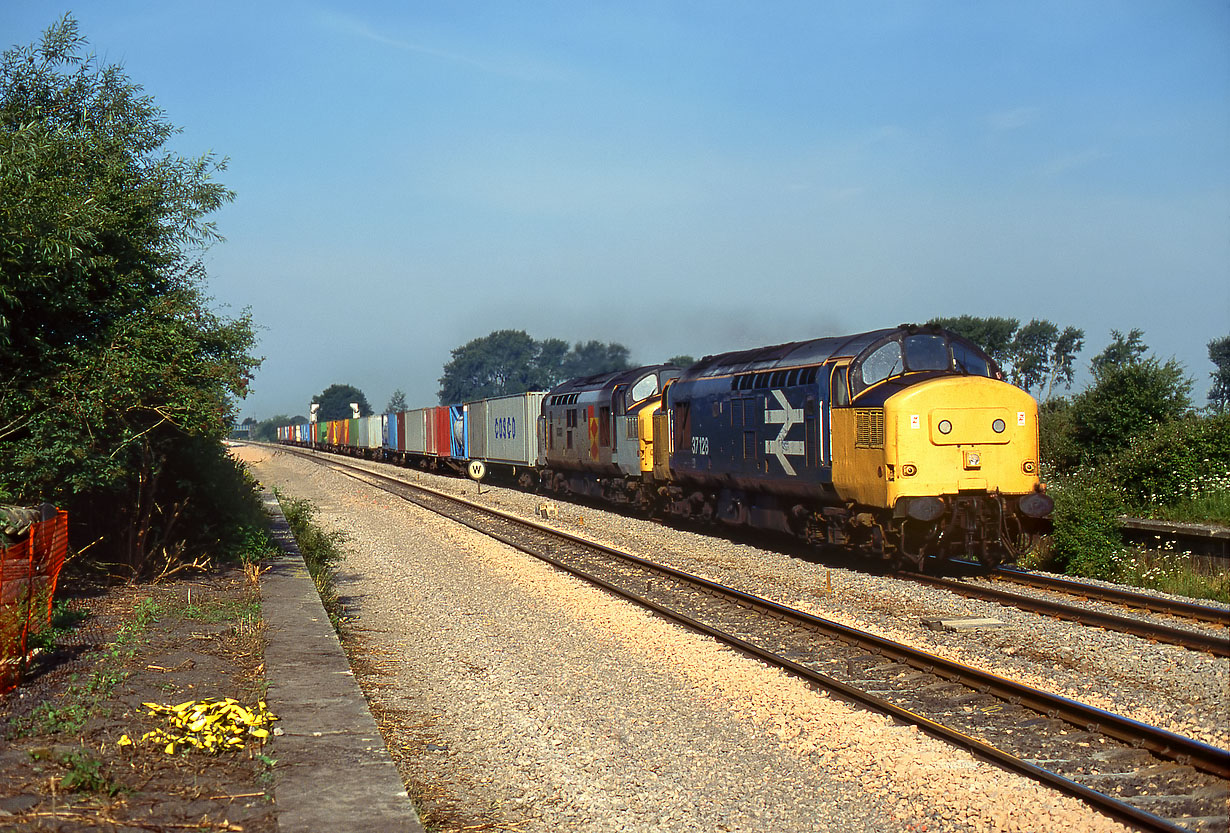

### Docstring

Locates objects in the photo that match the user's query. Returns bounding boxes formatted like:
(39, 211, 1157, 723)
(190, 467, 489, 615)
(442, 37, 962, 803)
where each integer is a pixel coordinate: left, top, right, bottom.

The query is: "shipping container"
(405, 408, 429, 455)
(467, 392, 546, 467)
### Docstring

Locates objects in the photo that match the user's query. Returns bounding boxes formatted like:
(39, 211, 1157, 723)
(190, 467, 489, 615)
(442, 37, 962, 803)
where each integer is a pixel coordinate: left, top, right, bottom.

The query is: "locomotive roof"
(681, 327, 902, 380)
(547, 363, 679, 396)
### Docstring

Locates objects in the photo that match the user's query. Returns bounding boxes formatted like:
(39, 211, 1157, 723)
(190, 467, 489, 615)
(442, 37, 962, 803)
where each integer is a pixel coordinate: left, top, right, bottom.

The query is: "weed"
(114, 597, 164, 647)
(58, 749, 122, 795)
(21, 662, 131, 737)
(277, 493, 348, 630)
(26, 600, 87, 653)
(255, 752, 277, 787)
(1108, 545, 1230, 603)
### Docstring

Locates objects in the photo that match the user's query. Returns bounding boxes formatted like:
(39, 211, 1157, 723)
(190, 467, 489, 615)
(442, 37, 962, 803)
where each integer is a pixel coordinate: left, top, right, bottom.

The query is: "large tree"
(560, 340, 632, 380)
(313, 384, 372, 421)
(928, 315, 1083, 398)
(438, 331, 634, 403)
(0, 17, 259, 575)
(385, 389, 408, 414)
(1205, 335, 1229, 413)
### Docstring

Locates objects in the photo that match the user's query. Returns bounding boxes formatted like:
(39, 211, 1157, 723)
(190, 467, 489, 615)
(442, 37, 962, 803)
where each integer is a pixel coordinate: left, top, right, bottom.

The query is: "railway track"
(987, 567, 1230, 625)
(287, 447, 1230, 833)
(905, 570, 1229, 657)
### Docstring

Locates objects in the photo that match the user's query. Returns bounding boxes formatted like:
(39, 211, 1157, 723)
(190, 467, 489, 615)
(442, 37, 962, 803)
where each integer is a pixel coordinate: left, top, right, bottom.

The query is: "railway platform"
(259, 487, 424, 833)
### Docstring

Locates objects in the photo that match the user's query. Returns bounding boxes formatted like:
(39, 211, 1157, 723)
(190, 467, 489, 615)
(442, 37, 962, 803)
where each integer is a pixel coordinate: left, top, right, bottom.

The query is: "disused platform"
(259, 488, 424, 833)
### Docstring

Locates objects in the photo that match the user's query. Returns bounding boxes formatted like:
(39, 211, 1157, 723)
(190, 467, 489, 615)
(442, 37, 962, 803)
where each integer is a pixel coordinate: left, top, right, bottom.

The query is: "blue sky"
(5, 2, 1228, 418)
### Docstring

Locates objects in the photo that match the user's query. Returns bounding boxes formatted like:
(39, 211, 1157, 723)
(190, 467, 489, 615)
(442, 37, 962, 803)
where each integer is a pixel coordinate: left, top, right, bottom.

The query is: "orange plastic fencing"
(0, 509, 69, 694)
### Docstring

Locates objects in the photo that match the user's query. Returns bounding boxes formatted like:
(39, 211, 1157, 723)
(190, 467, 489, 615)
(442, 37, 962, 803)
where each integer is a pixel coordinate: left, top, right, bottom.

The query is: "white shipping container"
(405, 408, 429, 455)
(467, 392, 546, 467)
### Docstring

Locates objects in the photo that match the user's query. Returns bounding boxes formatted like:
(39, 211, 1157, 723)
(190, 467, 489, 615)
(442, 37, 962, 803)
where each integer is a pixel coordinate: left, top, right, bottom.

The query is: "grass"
(1107, 545, 1230, 603)
(276, 492, 348, 631)
(1144, 489, 1230, 526)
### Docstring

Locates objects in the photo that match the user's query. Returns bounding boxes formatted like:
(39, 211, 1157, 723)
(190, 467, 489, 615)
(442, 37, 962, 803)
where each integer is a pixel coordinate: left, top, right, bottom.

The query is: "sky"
(4, 1, 1229, 419)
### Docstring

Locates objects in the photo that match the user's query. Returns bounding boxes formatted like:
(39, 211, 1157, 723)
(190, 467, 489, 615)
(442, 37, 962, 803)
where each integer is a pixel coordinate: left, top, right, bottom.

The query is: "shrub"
(1104, 413, 1230, 513)
(1068, 357, 1192, 465)
(1047, 472, 1126, 580)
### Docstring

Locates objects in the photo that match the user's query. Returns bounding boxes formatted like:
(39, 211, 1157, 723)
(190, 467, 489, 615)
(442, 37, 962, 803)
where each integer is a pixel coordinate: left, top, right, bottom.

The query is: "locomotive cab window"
(858, 341, 902, 388)
(850, 333, 1000, 398)
(951, 339, 994, 377)
(629, 374, 658, 404)
(903, 334, 948, 371)
(831, 364, 850, 407)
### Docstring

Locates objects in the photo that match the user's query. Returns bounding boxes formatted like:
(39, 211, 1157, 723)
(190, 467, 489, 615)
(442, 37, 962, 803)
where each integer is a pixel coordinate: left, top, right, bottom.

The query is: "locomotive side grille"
(855, 409, 885, 448)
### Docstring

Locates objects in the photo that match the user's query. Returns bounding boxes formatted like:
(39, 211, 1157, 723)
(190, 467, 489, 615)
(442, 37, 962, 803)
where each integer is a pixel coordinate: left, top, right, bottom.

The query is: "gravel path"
(241, 445, 1200, 832)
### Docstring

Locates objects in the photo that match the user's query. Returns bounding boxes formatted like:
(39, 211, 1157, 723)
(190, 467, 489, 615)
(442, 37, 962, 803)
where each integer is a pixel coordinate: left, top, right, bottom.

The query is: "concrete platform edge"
(259, 487, 423, 833)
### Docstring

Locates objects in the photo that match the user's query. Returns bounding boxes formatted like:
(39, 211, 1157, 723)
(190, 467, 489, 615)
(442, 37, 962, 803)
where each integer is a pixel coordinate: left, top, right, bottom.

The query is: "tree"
(1090, 329, 1148, 375)
(385, 389, 408, 413)
(927, 315, 1083, 398)
(313, 384, 372, 421)
(0, 17, 260, 576)
(1009, 319, 1085, 399)
(1206, 335, 1229, 413)
(667, 355, 696, 368)
(437, 331, 635, 402)
(438, 330, 543, 403)
(560, 340, 632, 380)
(928, 316, 1019, 368)
(1067, 330, 1192, 464)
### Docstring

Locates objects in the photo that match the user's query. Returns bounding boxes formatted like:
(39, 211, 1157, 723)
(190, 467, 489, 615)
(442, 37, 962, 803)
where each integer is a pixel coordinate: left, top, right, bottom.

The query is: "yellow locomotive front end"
(831, 327, 1052, 569)
(887, 376, 1038, 503)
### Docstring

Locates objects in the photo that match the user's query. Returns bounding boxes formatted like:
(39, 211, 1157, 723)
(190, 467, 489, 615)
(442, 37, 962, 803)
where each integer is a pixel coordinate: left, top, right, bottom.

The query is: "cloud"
(315, 10, 564, 82)
(1039, 147, 1106, 178)
(989, 106, 1042, 131)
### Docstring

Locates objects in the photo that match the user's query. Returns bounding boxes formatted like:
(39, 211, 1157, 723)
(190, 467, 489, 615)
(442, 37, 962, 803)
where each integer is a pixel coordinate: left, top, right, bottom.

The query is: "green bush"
(1038, 398, 1081, 472)
(1068, 357, 1192, 465)
(1104, 413, 1230, 516)
(1048, 472, 1126, 580)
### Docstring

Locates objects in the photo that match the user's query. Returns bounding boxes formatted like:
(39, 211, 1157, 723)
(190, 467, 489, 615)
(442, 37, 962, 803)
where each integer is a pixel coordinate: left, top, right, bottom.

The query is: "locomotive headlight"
(992, 418, 1006, 433)
(937, 419, 952, 435)
(902, 463, 917, 477)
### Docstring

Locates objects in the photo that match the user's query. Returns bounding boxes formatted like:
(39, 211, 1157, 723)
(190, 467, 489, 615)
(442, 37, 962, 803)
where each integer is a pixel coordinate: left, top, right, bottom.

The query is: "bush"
(1038, 398, 1081, 472)
(1103, 413, 1230, 513)
(1068, 357, 1192, 465)
(1047, 472, 1126, 580)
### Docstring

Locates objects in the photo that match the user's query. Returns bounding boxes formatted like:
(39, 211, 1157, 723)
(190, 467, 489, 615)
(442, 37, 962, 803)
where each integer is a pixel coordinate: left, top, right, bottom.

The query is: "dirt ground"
(0, 566, 276, 832)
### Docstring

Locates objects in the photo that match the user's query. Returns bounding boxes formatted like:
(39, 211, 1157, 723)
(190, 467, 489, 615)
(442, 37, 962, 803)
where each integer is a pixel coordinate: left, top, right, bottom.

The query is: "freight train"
(278, 325, 1053, 569)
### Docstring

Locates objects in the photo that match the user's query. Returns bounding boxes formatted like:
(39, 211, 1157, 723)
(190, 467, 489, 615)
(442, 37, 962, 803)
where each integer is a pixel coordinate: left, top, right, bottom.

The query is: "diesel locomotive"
(648, 325, 1052, 569)
(280, 325, 1052, 569)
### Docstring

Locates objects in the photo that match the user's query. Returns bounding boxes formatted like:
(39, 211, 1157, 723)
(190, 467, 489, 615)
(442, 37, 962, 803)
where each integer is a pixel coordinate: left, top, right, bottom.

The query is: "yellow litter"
(117, 697, 278, 755)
